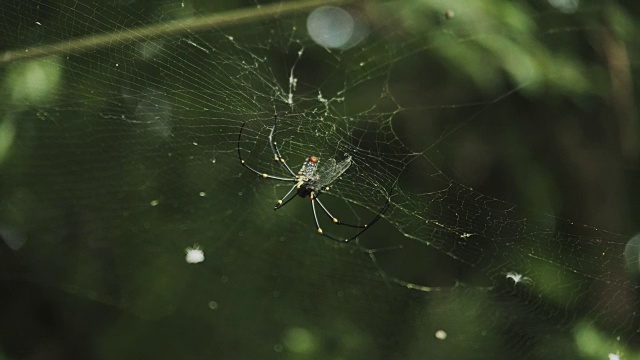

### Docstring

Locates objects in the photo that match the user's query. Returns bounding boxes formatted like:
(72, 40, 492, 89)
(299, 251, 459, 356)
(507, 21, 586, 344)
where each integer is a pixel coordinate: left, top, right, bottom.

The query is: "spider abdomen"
(296, 182, 321, 198)
(296, 186, 312, 198)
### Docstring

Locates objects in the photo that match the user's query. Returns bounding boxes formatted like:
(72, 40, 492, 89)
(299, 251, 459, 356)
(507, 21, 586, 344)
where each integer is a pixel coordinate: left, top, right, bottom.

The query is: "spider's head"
(308, 156, 318, 164)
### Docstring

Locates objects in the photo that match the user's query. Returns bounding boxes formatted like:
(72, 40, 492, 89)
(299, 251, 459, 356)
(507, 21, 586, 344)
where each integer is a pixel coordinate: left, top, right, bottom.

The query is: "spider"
(237, 115, 390, 242)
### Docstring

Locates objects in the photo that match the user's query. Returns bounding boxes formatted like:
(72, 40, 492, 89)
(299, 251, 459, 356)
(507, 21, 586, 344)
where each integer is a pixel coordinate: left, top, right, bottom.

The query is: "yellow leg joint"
(333, 218, 339, 223)
(317, 228, 323, 234)
(262, 173, 268, 178)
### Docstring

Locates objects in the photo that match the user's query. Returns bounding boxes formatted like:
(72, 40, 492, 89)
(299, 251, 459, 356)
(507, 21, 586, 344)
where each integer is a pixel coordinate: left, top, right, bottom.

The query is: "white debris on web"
(317, 91, 327, 104)
(287, 73, 297, 105)
(286, 48, 302, 105)
(608, 352, 621, 360)
(185, 39, 209, 54)
(505, 272, 532, 285)
(435, 330, 447, 340)
(289, 73, 298, 91)
(185, 244, 204, 264)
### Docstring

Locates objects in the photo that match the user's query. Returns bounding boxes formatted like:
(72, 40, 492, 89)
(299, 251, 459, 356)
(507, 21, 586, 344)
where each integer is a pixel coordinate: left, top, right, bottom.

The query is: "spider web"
(0, 0, 639, 359)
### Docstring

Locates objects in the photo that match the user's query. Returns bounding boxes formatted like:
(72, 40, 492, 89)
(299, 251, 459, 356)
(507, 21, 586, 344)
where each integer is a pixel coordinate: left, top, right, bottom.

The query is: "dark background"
(1, 0, 639, 359)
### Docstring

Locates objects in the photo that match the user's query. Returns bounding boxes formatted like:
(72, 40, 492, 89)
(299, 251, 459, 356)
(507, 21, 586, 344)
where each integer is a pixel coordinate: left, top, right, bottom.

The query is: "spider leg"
(274, 182, 302, 210)
(310, 193, 323, 234)
(238, 122, 297, 182)
(310, 192, 345, 242)
(269, 115, 297, 177)
(343, 197, 391, 242)
(314, 191, 393, 243)
(314, 196, 366, 228)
